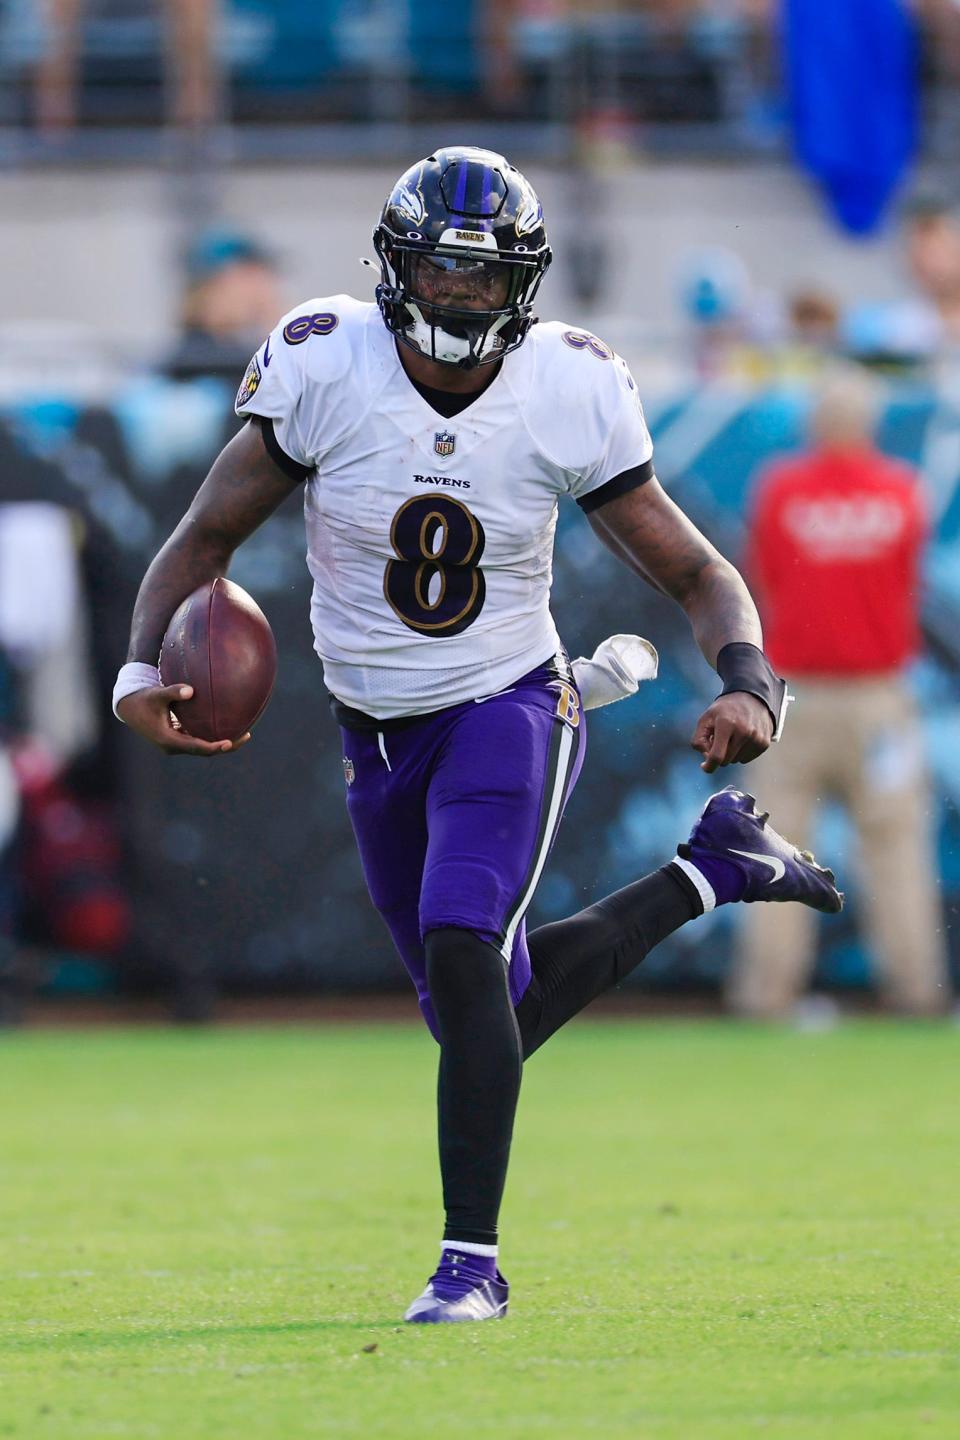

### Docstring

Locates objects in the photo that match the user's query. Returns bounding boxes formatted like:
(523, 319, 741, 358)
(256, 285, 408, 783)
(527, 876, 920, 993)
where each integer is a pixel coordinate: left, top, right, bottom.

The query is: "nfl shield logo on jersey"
(434, 430, 456, 458)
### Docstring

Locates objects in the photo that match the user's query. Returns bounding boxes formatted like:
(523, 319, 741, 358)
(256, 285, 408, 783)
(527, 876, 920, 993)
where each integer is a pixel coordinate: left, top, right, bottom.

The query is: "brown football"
(159, 578, 277, 742)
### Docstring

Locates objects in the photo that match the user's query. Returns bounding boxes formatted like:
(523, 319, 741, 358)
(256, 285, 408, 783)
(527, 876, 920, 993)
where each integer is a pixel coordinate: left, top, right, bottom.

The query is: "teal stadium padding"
(1, 380, 957, 996)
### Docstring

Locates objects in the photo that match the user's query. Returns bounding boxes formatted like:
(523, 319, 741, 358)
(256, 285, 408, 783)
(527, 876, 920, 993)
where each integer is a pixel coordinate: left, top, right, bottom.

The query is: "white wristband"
(113, 661, 161, 721)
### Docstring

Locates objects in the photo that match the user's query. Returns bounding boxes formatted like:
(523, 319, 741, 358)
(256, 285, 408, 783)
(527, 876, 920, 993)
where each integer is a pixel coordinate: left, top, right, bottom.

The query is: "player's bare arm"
(587, 477, 774, 773)
(118, 420, 301, 756)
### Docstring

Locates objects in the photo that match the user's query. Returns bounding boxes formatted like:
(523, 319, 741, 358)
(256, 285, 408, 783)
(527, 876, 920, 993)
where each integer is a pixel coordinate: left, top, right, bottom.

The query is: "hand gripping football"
(159, 578, 277, 742)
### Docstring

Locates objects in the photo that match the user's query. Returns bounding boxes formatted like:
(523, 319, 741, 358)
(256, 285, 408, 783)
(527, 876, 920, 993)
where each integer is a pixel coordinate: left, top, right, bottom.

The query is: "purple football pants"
(340, 660, 586, 1040)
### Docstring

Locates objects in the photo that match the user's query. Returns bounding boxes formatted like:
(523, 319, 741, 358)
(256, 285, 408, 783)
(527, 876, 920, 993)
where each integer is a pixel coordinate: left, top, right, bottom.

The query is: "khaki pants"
(728, 676, 949, 1017)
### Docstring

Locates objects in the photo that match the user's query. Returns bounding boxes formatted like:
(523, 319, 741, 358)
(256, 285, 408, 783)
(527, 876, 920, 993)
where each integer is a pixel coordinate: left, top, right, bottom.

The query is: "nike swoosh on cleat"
(730, 848, 786, 883)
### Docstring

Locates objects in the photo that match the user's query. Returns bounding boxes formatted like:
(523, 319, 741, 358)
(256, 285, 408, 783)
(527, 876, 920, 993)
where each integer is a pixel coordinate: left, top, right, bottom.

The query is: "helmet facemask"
(374, 232, 549, 369)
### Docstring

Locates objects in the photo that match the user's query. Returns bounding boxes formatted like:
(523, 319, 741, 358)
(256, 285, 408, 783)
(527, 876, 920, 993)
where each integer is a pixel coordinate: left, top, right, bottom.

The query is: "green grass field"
(1, 1020, 958, 1439)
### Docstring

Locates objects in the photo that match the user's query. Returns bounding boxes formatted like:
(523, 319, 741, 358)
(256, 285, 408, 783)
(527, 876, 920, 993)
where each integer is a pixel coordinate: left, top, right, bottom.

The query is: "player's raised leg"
(516, 785, 844, 1058)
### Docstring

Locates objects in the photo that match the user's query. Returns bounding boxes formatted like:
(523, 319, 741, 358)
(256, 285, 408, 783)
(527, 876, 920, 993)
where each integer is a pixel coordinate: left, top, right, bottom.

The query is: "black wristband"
(715, 642, 791, 740)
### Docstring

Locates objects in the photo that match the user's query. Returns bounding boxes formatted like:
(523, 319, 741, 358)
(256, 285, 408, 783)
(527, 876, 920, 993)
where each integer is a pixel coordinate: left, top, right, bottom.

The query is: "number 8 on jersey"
(384, 493, 487, 636)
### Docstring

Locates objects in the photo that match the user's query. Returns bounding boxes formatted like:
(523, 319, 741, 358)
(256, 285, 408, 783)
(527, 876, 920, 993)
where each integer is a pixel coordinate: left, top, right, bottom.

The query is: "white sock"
(671, 855, 716, 913)
(441, 1239, 498, 1258)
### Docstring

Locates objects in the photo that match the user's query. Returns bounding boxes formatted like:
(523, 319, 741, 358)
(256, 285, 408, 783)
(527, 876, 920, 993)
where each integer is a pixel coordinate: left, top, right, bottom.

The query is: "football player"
(114, 147, 842, 1324)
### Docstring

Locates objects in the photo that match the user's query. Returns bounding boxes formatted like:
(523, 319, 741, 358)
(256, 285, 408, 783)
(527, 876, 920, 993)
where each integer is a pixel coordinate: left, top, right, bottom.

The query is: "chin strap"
(402, 301, 511, 367)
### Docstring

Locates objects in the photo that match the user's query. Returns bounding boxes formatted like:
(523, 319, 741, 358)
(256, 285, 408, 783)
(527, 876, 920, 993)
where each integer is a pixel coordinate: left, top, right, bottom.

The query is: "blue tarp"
(782, 0, 919, 235)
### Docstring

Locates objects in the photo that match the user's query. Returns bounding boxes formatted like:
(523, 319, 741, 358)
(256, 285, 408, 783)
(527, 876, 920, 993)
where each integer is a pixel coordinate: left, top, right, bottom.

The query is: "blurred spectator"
(162, 227, 284, 382)
(787, 287, 840, 353)
(0, 652, 19, 1023)
(759, 286, 842, 381)
(845, 198, 960, 367)
(919, 0, 960, 84)
(483, 0, 777, 130)
(903, 197, 960, 346)
(729, 367, 950, 1019)
(33, 0, 220, 134)
(0, 502, 126, 1018)
(675, 244, 785, 379)
(0, 504, 97, 766)
(677, 244, 751, 377)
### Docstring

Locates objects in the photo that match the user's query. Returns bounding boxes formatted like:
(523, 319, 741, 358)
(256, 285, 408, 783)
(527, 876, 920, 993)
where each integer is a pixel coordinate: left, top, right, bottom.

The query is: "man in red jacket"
(730, 370, 949, 1017)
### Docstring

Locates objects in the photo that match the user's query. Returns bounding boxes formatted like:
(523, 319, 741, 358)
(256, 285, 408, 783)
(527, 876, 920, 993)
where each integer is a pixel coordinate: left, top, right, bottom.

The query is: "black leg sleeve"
(516, 866, 700, 1059)
(424, 927, 523, 1245)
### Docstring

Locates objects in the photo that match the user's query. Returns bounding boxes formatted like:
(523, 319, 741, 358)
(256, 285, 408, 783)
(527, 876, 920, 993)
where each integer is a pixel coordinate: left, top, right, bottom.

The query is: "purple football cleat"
(404, 1248, 509, 1324)
(679, 786, 843, 913)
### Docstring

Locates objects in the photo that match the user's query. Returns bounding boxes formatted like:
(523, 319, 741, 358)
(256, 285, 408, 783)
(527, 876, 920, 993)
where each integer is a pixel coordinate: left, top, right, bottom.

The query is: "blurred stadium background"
(2, 0, 959, 1022)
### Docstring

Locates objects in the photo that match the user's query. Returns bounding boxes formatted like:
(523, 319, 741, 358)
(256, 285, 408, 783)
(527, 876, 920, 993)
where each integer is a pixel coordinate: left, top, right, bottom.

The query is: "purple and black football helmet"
(373, 145, 552, 369)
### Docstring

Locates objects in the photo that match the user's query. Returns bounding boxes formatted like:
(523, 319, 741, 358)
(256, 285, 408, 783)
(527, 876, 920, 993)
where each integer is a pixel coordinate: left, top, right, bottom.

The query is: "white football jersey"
(235, 296, 653, 719)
